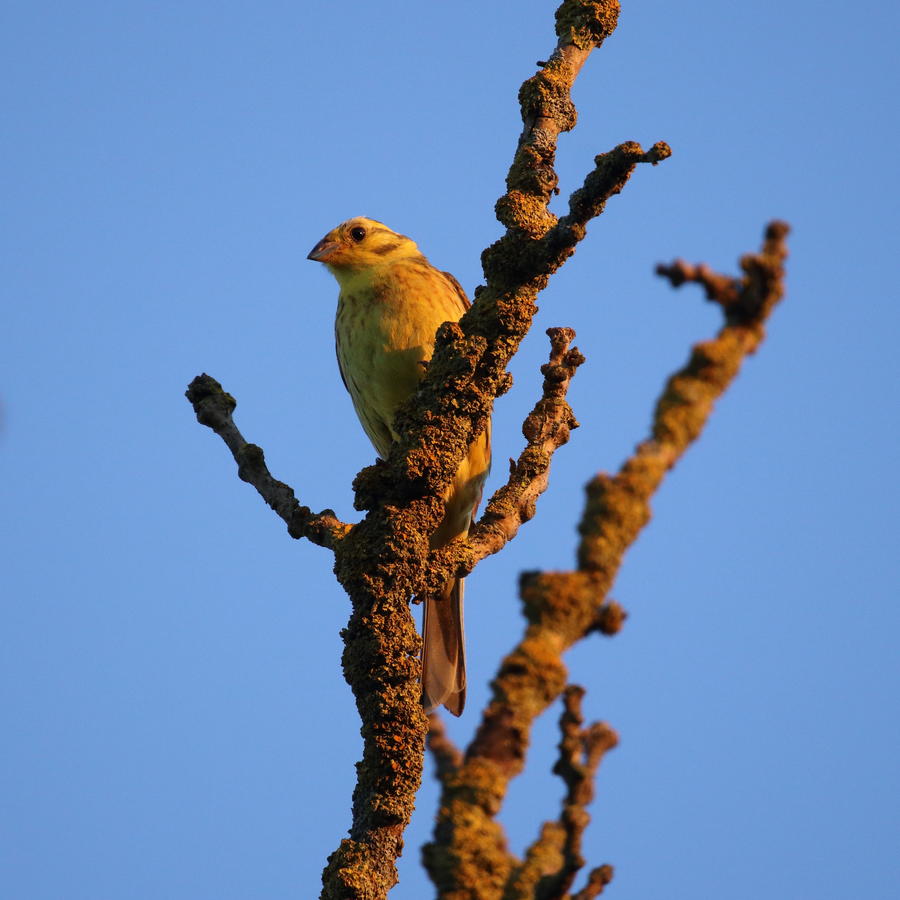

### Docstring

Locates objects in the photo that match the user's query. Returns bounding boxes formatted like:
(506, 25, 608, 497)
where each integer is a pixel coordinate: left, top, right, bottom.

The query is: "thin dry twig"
(185, 374, 349, 549)
(472, 327, 584, 561)
(549, 687, 617, 898)
(317, 3, 667, 895)
(572, 865, 614, 899)
(426, 714, 464, 786)
(421, 327, 585, 596)
(654, 259, 739, 307)
(503, 686, 617, 900)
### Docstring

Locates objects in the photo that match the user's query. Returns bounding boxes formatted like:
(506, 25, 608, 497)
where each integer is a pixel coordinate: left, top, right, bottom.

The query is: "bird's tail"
(421, 421, 490, 716)
(421, 577, 466, 716)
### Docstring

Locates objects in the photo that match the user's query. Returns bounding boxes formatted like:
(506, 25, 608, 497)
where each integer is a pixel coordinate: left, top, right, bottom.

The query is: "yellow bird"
(308, 217, 490, 715)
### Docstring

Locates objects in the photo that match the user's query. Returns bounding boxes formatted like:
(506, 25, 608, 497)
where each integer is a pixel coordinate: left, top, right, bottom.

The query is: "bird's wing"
(335, 336, 350, 393)
(440, 270, 471, 312)
(441, 266, 491, 520)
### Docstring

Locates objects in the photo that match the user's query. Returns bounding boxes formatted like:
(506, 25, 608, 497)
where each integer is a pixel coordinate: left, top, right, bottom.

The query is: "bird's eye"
(349, 226, 366, 243)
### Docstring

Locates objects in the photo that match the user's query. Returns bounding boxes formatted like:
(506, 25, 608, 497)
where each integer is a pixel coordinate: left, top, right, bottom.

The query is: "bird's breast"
(335, 286, 433, 456)
(334, 260, 471, 456)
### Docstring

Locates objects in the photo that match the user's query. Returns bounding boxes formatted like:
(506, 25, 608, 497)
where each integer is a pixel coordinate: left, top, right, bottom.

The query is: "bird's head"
(307, 217, 422, 281)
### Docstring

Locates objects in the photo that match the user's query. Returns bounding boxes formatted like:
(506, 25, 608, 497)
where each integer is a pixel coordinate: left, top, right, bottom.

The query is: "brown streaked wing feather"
(334, 306, 351, 394)
(440, 270, 471, 311)
(470, 418, 492, 522)
(334, 337, 350, 393)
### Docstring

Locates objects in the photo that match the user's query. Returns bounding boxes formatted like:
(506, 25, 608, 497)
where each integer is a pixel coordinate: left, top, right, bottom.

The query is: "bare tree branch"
(426, 714, 464, 786)
(471, 327, 584, 562)
(353, 4, 667, 526)
(420, 327, 585, 597)
(654, 259, 739, 307)
(585, 599, 628, 637)
(185, 0, 787, 880)
(185, 0, 790, 893)
(423, 221, 790, 899)
(572, 865, 615, 899)
(185, 374, 349, 549)
(503, 686, 617, 900)
(317, 3, 667, 896)
(548, 687, 617, 899)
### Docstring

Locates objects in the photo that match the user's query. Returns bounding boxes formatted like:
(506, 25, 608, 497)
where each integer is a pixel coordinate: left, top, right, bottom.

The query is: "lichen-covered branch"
(503, 686, 617, 900)
(654, 259, 739, 307)
(420, 327, 584, 597)
(472, 327, 584, 561)
(572, 865, 615, 899)
(319, 2, 666, 896)
(185, 374, 350, 549)
(184, 0, 784, 883)
(353, 0, 665, 525)
(577, 220, 790, 577)
(552, 687, 617, 897)
(423, 221, 790, 899)
(426, 713, 464, 786)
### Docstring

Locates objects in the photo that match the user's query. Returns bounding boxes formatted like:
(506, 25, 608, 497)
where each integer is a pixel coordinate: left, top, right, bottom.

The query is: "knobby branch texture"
(181, 0, 791, 896)
(323, 1, 666, 896)
(422, 221, 790, 899)
(501, 687, 618, 900)
(185, 374, 349, 548)
(421, 326, 584, 598)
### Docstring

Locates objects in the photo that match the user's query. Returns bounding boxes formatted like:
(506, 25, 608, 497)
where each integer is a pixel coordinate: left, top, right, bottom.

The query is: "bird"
(307, 216, 491, 715)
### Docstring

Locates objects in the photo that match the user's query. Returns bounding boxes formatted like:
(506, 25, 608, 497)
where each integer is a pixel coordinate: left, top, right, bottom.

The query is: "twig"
(655, 222, 789, 325)
(585, 599, 628, 636)
(654, 259, 739, 307)
(572, 865, 614, 899)
(423, 221, 790, 899)
(548, 687, 617, 898)
(426, 713, 464, 785)
(420, 327, 584, 596)
(354, 2, 668, 519)
(503, 686, 617, 900)
(185, 374, 349, 549)
(472, 327, 584, 560)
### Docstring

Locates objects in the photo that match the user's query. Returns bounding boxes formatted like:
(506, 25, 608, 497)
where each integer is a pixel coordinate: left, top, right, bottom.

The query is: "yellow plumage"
(308, 216, 490, 716)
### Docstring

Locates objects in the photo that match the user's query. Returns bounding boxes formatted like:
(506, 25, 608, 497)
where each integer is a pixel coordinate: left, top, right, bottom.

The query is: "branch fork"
(184, 2, 790, 898)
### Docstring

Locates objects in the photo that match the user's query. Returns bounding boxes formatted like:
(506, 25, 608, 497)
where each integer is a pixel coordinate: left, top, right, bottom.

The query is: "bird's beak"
(307, 236, 340, 262)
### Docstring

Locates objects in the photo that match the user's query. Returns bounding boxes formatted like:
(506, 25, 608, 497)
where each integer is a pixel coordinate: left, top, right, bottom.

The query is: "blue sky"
(2, 1, 898, 898)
